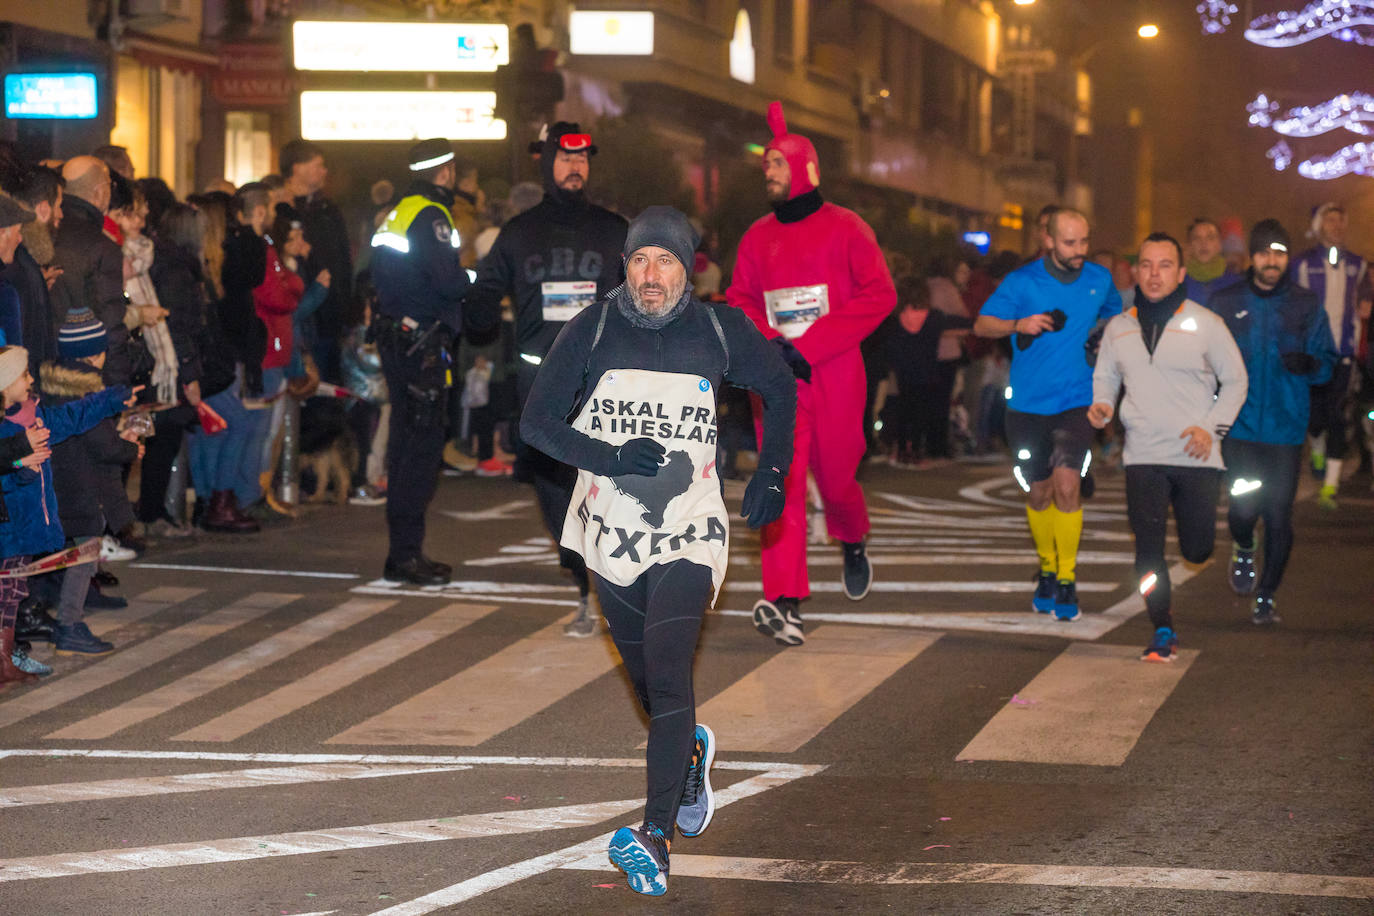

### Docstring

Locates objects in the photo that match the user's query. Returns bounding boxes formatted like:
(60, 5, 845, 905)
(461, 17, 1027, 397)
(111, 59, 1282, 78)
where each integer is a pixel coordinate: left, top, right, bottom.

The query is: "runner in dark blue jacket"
(1208, 219, 1338, 625)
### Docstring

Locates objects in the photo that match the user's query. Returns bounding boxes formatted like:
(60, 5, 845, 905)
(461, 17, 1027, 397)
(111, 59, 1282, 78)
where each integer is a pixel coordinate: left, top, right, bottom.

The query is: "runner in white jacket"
(1089, 232, 1248, 662)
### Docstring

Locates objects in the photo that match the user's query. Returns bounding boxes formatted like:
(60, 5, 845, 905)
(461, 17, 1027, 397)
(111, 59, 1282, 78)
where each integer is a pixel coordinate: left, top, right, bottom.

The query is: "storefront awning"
(122, 31, 218, 75)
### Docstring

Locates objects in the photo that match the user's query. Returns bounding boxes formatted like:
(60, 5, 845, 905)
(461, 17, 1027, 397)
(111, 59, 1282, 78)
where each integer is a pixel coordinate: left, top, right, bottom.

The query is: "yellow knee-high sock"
(1026, 505, 1059, 574)
(1052, 507, 1084, 582)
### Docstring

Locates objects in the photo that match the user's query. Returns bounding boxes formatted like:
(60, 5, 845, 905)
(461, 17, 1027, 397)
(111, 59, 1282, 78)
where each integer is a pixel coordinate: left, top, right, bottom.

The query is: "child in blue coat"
(0, 345, 134, 690)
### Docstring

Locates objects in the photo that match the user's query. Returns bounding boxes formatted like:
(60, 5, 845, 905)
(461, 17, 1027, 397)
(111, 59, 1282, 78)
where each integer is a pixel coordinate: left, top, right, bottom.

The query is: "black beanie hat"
(624, 205, 700, 272)
(1249, 218, 1291, 256)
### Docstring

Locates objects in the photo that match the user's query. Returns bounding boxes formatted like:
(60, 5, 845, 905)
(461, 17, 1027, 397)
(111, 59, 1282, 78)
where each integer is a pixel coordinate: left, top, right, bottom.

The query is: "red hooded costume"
(727, 102, 895, 602)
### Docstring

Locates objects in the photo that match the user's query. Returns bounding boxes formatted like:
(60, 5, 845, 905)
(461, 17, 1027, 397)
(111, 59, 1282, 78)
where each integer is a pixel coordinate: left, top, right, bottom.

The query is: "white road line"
(174, 602, 498, 742)
(0, 763, 471, 808)
(351, 586, 580, 607)
(72, 586, 204, 640)
(130, 563, 358, 580)
(873, 492, 999, 513)
(327, 617, 622, 747)
(958, 643, 1200, 766)
(367, 766, 826, 914)
(439, 499, 534, 521)
(47, 598, 397, 741)
(693, 625, 941, 752)
(558, 854, 1374, 899)
(728, 580, 1120, 594)
(0, 749, 821, 779)
(730, 551, 1138, 566)
(0, 593, 299, 731)
(0, 798, 644, 882)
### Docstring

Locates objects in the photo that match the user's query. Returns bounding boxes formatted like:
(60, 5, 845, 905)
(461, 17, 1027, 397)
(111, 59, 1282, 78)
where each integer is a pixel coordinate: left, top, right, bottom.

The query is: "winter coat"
(220, 224, 268, 396)
(1209, 272, 1338, 446)
(0, 383, 129, 558)
(48, 195, 133, 386)
(254, 245, 304, 371)
(0, 431, 36, 524)
(0, 243, 60, 382)
(290, 192, 354, 344)
(39, 361, 139, 538)
(149, 241, 210, 389)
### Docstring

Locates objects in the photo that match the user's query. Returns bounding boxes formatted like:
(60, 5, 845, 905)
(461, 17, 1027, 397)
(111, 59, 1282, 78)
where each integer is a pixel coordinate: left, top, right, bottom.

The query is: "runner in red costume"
(727, 101, 896, 646)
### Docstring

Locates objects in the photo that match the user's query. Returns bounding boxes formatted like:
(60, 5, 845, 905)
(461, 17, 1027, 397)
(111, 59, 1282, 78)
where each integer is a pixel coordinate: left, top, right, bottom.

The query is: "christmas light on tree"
(1198, 1, 1239, 34)
(1245, 0, 1374, 47)
(1248, 91, 1374, 137)
(1297, 141, 1373, 178)
(1266, 140, 1294, 170)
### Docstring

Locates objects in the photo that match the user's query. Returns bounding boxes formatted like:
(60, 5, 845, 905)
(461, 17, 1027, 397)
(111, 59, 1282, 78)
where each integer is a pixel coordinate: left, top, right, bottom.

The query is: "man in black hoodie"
(465, 122, 628, 636)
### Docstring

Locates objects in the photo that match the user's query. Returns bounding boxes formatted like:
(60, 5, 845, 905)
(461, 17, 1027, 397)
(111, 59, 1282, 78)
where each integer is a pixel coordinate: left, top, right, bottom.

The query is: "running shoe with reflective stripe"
(753, 597, 804, 646)
(676, 724, 716, 837)
(609, 823, 669, 896)
(1141, 627, 1178, 663)
(1252, 594, 1281, 626)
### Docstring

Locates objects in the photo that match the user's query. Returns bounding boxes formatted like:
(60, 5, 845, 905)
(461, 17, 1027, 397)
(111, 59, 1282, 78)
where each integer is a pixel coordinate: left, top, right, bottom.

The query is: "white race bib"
(560, 368, 729, 600)
(764, 284, 829, 339)
(541, 280, 598, 323)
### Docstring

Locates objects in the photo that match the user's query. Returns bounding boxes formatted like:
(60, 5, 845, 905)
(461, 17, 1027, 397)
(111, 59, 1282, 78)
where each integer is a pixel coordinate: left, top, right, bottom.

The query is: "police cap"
(408, 138, 455, 172)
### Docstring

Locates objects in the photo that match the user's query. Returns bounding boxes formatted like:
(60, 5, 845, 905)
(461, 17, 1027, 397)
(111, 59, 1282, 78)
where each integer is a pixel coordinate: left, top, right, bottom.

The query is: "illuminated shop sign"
(293, 21, 508, 72)
(4, 72, 98, 119)
(569, 11, 655, 55)
(962, 231, 991, 254)
(299, 91, 506, 141)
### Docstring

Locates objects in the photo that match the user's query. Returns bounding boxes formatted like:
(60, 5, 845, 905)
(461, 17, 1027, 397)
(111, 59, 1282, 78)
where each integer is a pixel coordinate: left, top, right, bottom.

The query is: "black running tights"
(1222, 439, 1301, 597)
(1125, 464, 1221, 630)
(595, 559, 712, 840)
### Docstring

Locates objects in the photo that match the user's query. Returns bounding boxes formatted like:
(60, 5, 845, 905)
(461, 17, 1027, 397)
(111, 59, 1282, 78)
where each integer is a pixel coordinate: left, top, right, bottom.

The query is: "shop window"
(225, 111, 271, 188)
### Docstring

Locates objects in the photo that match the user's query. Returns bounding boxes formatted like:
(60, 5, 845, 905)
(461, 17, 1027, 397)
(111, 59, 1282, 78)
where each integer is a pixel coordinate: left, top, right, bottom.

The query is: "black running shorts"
(1005, 406, 1094, 484)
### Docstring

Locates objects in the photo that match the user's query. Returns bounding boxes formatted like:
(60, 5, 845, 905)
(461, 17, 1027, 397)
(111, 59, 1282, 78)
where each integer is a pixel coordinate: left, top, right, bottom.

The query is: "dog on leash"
(298, 398, 359, 505)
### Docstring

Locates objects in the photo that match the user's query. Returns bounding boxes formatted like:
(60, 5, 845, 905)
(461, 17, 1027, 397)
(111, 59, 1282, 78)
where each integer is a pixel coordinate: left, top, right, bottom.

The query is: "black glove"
(608, 437, 665, 476)
(1015, 309, 1068, 351)
(1280, 351, 1319, 375)
(741, 466, 786, 529)
(771, 336, 812, 382)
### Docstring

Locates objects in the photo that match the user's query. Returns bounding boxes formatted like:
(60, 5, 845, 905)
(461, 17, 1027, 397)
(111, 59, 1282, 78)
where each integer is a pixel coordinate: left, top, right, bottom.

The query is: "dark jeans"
(1223, 439, 1302, 597)
(1125, 464, 1221, 630)
(595, 559, 712, 840)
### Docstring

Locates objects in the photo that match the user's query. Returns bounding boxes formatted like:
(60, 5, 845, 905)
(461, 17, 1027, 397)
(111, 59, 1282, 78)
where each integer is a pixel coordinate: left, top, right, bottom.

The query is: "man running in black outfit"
(521, 206, 796, 896)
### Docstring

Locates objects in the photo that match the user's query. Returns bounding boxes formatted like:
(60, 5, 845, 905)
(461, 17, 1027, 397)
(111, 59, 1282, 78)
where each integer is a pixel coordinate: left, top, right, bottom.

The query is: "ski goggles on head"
(557, 133, 593, 152)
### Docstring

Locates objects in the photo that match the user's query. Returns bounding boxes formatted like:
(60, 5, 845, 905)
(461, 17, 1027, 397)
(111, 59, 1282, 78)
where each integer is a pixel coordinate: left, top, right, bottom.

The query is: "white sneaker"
(100, 535, 136, 562)
(752, 597, 804, 646)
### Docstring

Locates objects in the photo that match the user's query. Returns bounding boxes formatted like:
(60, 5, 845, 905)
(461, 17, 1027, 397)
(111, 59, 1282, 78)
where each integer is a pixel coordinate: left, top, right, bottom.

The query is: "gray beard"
(20, 220, 54, 266)
(629, 278, 685, 317)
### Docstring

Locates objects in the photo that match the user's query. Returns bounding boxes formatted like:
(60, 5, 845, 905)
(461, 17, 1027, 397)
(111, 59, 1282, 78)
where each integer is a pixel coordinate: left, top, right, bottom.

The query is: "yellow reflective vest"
(371, 194, 462, 255)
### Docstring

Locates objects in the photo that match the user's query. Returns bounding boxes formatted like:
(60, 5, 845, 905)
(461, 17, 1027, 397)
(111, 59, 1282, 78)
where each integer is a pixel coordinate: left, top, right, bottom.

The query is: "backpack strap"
(705, 303, 729, 373)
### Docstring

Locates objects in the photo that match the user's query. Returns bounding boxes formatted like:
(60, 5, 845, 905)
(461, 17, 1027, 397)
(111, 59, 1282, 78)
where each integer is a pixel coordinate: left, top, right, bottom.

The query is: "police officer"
(371, 139, 497, 585)
(466, 122, 628, 636)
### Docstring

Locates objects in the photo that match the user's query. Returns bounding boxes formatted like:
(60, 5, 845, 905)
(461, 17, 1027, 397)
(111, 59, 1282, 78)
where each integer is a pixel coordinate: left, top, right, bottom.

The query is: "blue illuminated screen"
(4, 73, 98, 119)
(962, 231, 991, 254)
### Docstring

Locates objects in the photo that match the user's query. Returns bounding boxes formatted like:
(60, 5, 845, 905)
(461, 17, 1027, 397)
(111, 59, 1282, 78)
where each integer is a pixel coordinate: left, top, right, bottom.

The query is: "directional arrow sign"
(293, 22, 509, 72)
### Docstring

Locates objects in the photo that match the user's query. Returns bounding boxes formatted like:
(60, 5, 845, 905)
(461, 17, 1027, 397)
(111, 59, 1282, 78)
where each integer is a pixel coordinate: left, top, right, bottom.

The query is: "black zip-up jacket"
(48, 196, 131, 386)
(467, 195, 627, 359)
(148, 241, 209, 388)
(372, 181, 491, 335)
(521, 291, 797, 478)
(220, 223, 268, 396)
(291, 191, 355, 335)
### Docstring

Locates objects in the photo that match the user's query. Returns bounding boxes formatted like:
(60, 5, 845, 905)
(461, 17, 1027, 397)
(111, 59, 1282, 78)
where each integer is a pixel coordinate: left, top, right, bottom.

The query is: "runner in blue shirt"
(975, 208, 1122, 620)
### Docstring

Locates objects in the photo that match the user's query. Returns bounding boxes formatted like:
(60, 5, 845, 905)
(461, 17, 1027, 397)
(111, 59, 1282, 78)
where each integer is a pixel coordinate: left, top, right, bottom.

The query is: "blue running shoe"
(609, 824, 669, 896)
(1054, 580, 1080, 621)
(1228, 545, 1257, 596)
(1141, 627, 1178, 663)
(676, 724, 716, 837)
(1032, 572, 1056, 613)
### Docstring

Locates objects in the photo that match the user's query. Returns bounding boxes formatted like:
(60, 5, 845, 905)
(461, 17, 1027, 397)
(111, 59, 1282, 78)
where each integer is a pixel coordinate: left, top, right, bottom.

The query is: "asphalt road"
(3, 457, 1372, 915)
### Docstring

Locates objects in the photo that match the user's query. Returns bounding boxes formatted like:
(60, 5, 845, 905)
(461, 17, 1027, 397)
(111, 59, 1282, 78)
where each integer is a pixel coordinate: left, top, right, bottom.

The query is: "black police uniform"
(371, 178, 496, 582)
(465, 126, 627, 595)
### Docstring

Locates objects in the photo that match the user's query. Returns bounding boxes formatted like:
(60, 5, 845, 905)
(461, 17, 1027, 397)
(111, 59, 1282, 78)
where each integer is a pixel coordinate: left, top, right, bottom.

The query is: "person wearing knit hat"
(0, 194, 36, 270)
(57, 307, 108, 359)
(465, 122, 626, 637)
(521, 204, 796, 895)
(1290, 202, 1369, 508)
(1210, 219, 1338, 626)
(727, 100, 896, 647)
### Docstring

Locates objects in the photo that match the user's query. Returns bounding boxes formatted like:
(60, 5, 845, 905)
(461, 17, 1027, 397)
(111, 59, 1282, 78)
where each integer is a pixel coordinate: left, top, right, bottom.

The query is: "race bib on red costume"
(561, 368, 730, 600)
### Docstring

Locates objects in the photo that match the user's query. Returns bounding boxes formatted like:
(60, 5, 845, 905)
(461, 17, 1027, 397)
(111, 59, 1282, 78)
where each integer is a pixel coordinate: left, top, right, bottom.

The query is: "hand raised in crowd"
(42, 265, 63, 290)
(1087, 401, 1114, 429)
(123, 385, 145, 408)
(316, 268, 332, 289)
(1179, 425, 1212, 460)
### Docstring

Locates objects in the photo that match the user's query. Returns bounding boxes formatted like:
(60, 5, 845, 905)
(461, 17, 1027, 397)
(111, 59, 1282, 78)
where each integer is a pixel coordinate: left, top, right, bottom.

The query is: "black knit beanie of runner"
(623, 205, 700, 272)
(1249, 218, 1291, 256)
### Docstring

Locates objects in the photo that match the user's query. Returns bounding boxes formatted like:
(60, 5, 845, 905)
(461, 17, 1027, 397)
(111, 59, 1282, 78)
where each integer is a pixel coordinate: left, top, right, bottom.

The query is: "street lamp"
(1137, 23, 1160, 39)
